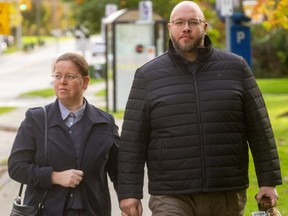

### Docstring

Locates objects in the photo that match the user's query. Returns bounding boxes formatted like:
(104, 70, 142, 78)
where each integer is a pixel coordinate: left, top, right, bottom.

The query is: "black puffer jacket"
(118, 35, 282, 200)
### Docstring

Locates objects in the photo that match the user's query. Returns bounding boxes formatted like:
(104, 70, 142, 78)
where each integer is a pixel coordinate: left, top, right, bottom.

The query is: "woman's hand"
(51, 169, 84, 188)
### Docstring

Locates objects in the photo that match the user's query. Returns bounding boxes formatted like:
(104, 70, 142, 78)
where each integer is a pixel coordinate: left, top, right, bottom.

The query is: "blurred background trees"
(250, 0, 288, 77)
(16, 0, 288, 77)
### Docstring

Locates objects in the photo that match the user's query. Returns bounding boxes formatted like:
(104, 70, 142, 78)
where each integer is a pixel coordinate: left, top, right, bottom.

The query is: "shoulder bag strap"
(42, 106, 48, 164)
(39, 106, 48, 209)
(17, 106, 49, 206)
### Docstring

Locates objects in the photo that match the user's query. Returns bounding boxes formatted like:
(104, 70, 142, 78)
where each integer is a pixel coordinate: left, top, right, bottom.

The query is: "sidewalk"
(0, 82, 151, 215)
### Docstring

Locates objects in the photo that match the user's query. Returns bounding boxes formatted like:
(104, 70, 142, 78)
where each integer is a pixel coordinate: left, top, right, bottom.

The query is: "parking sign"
(220, 0, 233, 16)
(230, 25, 251, 66)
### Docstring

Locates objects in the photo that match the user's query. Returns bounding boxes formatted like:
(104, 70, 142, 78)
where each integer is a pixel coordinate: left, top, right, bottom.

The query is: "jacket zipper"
(192, 65, 207, 192)
(158, 141, 163, 174)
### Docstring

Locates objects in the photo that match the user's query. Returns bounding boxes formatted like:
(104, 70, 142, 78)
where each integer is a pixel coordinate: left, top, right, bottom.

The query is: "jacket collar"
(45, 99, 109, 128)
(168, 35, 213, 64)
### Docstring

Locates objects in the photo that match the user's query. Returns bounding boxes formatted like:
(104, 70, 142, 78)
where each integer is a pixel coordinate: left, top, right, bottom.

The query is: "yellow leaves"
(252, 0, 288, 30)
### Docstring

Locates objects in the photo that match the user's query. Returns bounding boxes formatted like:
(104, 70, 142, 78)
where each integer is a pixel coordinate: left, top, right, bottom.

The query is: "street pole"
(219, 0, 233, 51)
(15, 0, 22, 49)
(36, 0, 41, 45)
(225, 15, 231, 51)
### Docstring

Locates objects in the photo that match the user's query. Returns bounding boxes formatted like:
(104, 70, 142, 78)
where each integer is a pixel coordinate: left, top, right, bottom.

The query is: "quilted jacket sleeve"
(242, 64, 282, 187)
(118, 68, 149, 200)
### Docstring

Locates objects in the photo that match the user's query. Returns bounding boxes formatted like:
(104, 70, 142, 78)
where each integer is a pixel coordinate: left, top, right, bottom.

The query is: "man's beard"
(171, 34, 204, 53)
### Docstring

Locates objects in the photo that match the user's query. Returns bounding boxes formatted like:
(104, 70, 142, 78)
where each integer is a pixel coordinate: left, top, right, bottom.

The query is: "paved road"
(0, 37, 104, 106)
(0, 38, 151, 215)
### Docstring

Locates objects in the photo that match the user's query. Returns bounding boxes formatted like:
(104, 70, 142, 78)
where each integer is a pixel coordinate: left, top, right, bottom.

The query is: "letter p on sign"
(237, 31, 246, 44)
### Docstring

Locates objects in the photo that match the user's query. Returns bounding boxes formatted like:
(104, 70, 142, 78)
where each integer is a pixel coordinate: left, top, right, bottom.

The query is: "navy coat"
(8, 99, 119, 216)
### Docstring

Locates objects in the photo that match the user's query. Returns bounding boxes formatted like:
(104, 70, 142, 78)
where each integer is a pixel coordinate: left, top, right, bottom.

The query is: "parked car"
(0, 35, 14, 52)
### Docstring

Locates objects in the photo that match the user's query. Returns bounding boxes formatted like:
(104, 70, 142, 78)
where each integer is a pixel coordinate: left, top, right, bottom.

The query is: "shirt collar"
(58, 100, 86, 121)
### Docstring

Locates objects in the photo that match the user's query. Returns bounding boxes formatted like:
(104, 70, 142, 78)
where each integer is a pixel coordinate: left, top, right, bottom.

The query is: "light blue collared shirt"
(58, 100, 86, 127)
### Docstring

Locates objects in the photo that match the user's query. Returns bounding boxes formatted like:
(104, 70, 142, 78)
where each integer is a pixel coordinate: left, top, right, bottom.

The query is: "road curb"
(0, 125, 18, 132)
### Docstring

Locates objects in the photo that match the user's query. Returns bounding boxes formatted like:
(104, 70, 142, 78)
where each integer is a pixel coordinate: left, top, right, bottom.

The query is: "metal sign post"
(220, 0, 233, 51)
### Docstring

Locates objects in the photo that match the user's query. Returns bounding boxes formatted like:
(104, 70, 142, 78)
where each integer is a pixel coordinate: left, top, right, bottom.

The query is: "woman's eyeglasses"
(52, 73, 83, 81)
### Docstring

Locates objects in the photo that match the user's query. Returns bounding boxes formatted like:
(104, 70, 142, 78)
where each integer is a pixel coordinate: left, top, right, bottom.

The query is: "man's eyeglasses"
(169, 19, 206, 28)
(52, 73, 83, 81)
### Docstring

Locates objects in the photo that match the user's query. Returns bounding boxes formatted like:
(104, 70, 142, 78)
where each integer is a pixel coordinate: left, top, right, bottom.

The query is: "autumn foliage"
(252, 0, 288, 30)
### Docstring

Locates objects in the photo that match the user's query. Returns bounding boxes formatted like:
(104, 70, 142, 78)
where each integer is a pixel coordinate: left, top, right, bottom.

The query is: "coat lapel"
(77, 102, 110, 166)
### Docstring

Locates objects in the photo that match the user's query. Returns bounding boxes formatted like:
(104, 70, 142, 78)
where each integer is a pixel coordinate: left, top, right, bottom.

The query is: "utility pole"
(15, 0, 22, 49)
(36, 0, 41, 45)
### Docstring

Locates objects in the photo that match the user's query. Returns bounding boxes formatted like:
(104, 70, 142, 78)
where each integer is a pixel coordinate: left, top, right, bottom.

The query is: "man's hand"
(120, 198, 143, 216)
(256, 186, 279, 207)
